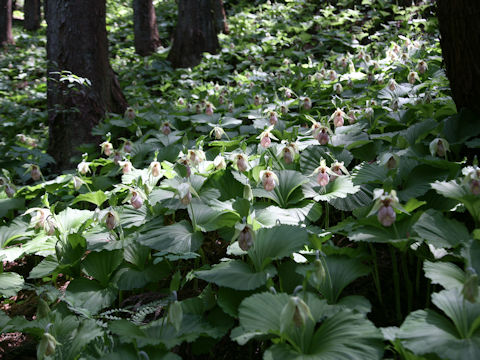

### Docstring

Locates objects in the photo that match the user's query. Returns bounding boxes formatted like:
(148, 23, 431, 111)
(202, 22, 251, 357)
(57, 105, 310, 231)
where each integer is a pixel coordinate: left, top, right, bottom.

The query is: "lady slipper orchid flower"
(260, 170, 279, 192)
(347, 109, 357, 124)
(77, 160, 91, 175)
(302, 97, 312, 110)
(205, 102, 214, 116)
(123, 140, 132, 153)
(5, 184, 15, 198)
(314, 126, 332, 145)
(100, 141, 113, 156)
(254, 95, 262, 106)
(408, 71, 420, 85)
(313, 159, 334, 187)
(258, 126, 278, 148)
(162, 122, 172, 135)
(118, 159, 133, 174)
(210, 126, 226, 140)
(269, 111, 278, 126)
(188, 149, 206, 166)
(429, 138, 449, 158)
(149, 161, 162, 178)
(238, 224, 255, 251)
(328, 69, 337, 81)
(462, 165, 480, 195)
(388, 79, 398, 92)
(330, 108, 346, 128)
(23, 208, 57, 235)
(124, 107, 136, 120)
(369, 189, 406, 227)
(232, 153, 249, 172)
(213, 155, 227, 170)
(417, 60, 428, 74)
(330, 161, 349, 181)
(178, 183, 192, 205)
(103, 210, 120, 230)
(281, 142, 298, 164)
(333, 83, 343, 95)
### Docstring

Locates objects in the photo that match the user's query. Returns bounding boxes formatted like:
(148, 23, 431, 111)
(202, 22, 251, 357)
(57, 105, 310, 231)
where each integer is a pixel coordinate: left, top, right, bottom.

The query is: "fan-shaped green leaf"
(423, 260, 466, 290)
(0, 272, 24, 298)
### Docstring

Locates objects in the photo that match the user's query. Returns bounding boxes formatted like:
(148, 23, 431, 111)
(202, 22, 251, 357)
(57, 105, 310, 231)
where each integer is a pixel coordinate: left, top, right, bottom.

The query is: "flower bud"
(123, 141, 132, 153)
(280, 105, 288, 114)
(311, 259, 326, 287)
(238, 226, 254, 251)
(471, 179, 480, 195)
(316, 129, 329, 145)
(149, 161, 162, 177)
(347, 110, 356, 124)
(124, 107, 136, 120)
(269, 111, 278, 125)
(130, 191, 143, 209)
(162, 122, 172, 135)
(5, 184, 15, 198)
(283, 147, 293, 164)
(38, 332, 60, 358)
(334, 83, 343, 95)
(105, 211, 117, 230)
(377, 205, 396, 227)
(31, 165, 41, 181)
(205, 103, 214, 116)
(181, 191, 192, 205)
(113, 151, 122, 165)
(303, 97, 312, 110)
(235, 155, 248, 172)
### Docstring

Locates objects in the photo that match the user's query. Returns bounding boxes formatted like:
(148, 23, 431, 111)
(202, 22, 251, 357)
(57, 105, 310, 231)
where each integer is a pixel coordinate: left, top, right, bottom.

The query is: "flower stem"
(369, 243, 383, 306)
(389, 245, 402, 323)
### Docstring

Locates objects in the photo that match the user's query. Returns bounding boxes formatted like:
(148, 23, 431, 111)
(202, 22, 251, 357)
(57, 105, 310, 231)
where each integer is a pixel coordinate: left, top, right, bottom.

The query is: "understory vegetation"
(1, 0, 480, 359)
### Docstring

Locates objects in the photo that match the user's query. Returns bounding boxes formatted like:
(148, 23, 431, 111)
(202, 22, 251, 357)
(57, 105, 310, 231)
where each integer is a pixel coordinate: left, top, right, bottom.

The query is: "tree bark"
(46, 0, 128, 171)
(24, 0, 41, 31)
(133, 0, 161, 56)
(0, 0, 14, 46)
(437, 0, 480, 113)
(212, 0, 229, 34)
(167, 0, 219, 68)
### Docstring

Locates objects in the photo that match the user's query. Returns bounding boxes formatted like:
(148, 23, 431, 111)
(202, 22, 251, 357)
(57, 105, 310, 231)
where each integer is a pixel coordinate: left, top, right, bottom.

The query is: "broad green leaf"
(55, 208, 93, 234)
(65, 278, 117, 315)
(71, 190, 108, 207)
(253, 170, 309, 208)
(303, 177, 360, 202)
(248, 225, 309, 270)
(196, 260, 276, 291)
(0, 198, 25, 218)
(423, 260, 466, 290)
(254, 201, 322, 227)
(29, 255, 59, 279)
(412, 209, 467, 248)
(0, 272, 24, 298)
(82, 250, 123, 287)
(300, 145, 353, 175)
(298, 255, 370, 303)
(137, 220, 203, 253)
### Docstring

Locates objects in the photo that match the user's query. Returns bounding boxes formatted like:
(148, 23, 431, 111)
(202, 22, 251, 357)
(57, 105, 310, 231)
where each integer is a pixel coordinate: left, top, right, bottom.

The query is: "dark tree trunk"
(46, 0, 127, 171)
(0, 0, 14, 46)
(24, 0, 41, 31)
(167, 0, 219, 68)
(133, 0, 161, 56)
(437, 0, 480, 113)
(212, 0, 229, 34)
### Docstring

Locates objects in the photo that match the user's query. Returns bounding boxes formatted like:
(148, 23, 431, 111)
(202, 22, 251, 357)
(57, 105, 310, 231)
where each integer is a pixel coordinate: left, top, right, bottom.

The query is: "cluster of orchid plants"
(0, 0, 479, 359)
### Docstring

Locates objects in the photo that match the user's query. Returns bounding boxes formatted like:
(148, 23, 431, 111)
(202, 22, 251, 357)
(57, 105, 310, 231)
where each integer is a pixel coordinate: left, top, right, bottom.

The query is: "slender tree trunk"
(167, 0, 219, 68)
(437, 0, 480, 113)
(212, 0, 229, 34)
(46, 0, 127, 170)
(0, 0, 14, 46)
(133, 0, 161, 56)
(24, 0, 41, 31)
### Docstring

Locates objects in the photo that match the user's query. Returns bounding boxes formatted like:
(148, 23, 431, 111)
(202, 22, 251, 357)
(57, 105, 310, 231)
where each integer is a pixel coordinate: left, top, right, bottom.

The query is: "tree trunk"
(133, 0, 161, 56)
(437, 0, 480, 113)
(167, 0, 219, 68)
(24, 0, 41, 31)
(212, 0, 229, 34)
(46, 0, 127, 171)
(0, 0, 14, 46)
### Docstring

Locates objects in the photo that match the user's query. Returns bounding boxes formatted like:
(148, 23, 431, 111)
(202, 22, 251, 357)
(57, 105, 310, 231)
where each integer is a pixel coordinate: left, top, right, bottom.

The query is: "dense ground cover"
(1, 0, 480, 359)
